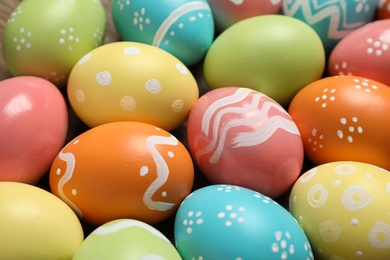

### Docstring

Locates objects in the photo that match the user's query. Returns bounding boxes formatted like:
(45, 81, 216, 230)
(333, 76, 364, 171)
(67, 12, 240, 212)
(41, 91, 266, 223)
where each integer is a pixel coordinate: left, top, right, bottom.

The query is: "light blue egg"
(111, 0, 214, 66)
(174, 184, 314, 259)
(282, 0, 377, 54)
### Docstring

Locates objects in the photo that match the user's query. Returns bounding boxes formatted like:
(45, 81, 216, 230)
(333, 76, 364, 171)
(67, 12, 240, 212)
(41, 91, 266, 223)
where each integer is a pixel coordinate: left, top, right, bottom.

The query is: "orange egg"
(288, 75, 390, 170)
(49, 121, 194, 226)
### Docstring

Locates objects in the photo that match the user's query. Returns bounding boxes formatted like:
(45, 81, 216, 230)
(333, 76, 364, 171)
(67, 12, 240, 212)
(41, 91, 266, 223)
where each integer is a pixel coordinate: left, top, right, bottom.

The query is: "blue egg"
(111, 0, 215, 66)
(282, 0, 377, 54)
(174, 184, 314, 259)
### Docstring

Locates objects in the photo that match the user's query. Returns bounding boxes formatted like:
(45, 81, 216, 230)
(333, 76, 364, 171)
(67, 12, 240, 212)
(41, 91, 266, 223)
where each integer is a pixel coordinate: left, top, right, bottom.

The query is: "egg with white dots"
(111, 0, 215, 66)
(174, 184, 314, 259)
(67, 41, 199, 131)
(290, 161, 390, 259)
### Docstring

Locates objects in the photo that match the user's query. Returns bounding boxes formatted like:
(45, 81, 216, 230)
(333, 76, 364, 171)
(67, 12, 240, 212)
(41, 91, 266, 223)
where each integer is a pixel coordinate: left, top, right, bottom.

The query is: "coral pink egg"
(186, 87, 304, 198)
(0, 76, 68, 184)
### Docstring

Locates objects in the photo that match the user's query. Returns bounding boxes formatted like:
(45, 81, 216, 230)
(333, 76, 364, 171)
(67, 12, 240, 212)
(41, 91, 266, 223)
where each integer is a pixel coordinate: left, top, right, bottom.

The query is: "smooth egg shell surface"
(174, 184, 314, 259)
(73, 219, 181, 259)
(0, 182, 84, 260)
(290, 161, 390, 259)
(288, 75, 390, 170)
(67, 41, 199, 131)
(49, 121, 194, 226)
(376, 0, 390, 19)
(0, 76, 68, 184)
(1, 0, 106, 87)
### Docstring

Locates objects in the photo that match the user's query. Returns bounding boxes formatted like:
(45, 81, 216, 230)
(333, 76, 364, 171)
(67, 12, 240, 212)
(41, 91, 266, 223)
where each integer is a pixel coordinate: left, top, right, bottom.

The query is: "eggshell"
(174, 184, 314, 259)
(283, 0, 376, 54)
(290, 161, 390, 259)
(288, 75, 390, 170)
(0, 181, 84, 259)
(67, 41, 199, 131)
(203, 14, 325, 105)
(328, 19, 390, 86)
(376, 0, 390, 19)
(111, 0, 214, 66)
(73, 219, 181, 259)
(1, 0, 106, 87)
(49, 121, 194, 226)
(187, 87, 304, 198)
(0, 76, 68, 184)
(208, 0, 283, 31)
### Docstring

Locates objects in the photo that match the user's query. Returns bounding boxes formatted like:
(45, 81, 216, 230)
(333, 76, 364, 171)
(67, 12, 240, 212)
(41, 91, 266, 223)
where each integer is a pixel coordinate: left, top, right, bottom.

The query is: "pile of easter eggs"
(2, 0, 390, 259)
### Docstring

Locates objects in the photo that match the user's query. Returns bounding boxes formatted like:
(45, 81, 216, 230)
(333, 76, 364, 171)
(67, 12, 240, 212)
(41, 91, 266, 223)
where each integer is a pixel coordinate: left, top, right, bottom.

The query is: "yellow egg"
(0, 182, 84, 259)
(67, 41, 199, 131)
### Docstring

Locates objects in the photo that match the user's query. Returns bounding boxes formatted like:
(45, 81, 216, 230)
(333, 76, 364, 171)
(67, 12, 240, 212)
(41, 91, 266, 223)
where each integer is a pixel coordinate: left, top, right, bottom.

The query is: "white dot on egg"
(73, 139, 79, 145)
(75, 89, 85, 103)
(351, 218, 359, 226)
(178, 23, 184, 29)
(96, 71, 112, 86)
(124, 46, 141, 55)
(225, 221, 232, 227)
(56, 168, 61, 175)
(140, 166, 149, 176)
(226, 205, 233, 210)
(170, 31, 175, 36)
(78, 53, 91, 64)
(145, 79, 161, 94)
(119, 96, 136, 112)
(332, 180, 341, 187)
(162, 191, 167, 197)
(167, 151, 174, 158)
(59, 38, 65, 44)
(176, 63, 189, 75)
(189, 16, 196, 22)
(356, 251, 363, 257)
(171, 99, 184, 113)
(217, 212, 225, 218)
(72, 189, 77, 195)
(186, 227, 192, 234)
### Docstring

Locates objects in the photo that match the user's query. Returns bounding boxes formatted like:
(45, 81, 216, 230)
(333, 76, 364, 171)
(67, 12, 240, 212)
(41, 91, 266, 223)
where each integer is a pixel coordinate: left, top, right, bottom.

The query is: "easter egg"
(1, 0, 106, 87)
(49, 121, 194, 226)
(174, 184, 314, 259)
(111, 0, 214, 66)
(186, 87, 304, 198)
(288, 75, 390, 170)
(290, 161, 390, 259)
(282, 0, 376, 54)
(376, 0, 390, 19)
(0, 76, 68, 184)
(67, 41, 199, 131)
(203, 15, 325, 106)
(328, 19, 390, 86)
(208, 0, 283, 31)
(73, 219, 181, 259)
(0, 181, 84, 259)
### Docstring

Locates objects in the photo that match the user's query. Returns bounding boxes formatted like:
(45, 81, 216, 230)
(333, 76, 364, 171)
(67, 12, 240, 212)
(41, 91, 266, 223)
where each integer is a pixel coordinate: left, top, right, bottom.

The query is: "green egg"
(203, 14, 325, 106)
(2, 0, 106, 87)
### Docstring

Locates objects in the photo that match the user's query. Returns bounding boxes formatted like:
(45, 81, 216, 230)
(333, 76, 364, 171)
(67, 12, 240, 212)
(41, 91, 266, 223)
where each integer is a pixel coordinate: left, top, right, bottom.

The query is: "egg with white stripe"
(111, 0, 214, 66)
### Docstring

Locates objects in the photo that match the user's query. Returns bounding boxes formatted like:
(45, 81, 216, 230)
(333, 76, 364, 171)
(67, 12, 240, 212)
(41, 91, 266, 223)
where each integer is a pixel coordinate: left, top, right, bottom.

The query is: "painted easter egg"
(0, 76, 68, 184)
(208, 0, 283, 31)
(186, 87, 304, 198)
(203, 15, 325, 106)
(283, 0, 377, 54)
(174, 184, 314, 259)
(67, 41, 199, 131)
(0, 182, 84, 259)
(376, 0, 390, 19)
(288, 75, 390, 170)
(111, 0, 214, 66)
(328, 19, 390, 86)
(49, 121, 194, 226)
(1, 0, 106, 87)
(290, 161, 390, 259)
(73, 219, 181, 259)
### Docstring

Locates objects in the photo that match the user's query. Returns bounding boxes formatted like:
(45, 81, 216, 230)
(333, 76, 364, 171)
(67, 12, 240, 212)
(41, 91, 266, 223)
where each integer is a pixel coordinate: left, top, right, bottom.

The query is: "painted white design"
(299, 167, 318, 183)
(307, 184, 328, 208)
(176, 63, 189, 75)
(119, 95, 136, 111)
(152, 1, 211, 47)
(117, 0, 131, 11)
(133, 7, 151, 31)
(217, 204, 245, 227)
(314, 88, 336, 108)
(333, 163, 356, 176)
(75, 89, 85, 103)
(271, 231, 296, 259)
(96, 71, 112, 86)
(124, 46, 141, 55)
(59, 27, 80, 51)
(353, 78, 378, 92)
(183, 211, 204, 234)
(143, 135, 178, 211)
(7, 6, 22, 23)
(229, 0, 244, 5)
(368, 222, 390, 248)
(78, 53, 91, 64)
(337, 117, 363, 143)
(333, 62, 353, 76)
(318, 219, 341, 243)
(145, 79, 162, 94)
(13, 27, 32, 51)
(308, 128, 324, 151)
(171, 99, 184, 113)
(341, 185, 372, 211)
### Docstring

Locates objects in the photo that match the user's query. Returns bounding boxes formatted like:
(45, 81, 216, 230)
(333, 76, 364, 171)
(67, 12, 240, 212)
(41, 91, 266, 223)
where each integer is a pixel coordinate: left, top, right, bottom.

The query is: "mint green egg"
(2, 0, 106, 87)
(73, 219, 182, 260)
(203, 14, 325, 105)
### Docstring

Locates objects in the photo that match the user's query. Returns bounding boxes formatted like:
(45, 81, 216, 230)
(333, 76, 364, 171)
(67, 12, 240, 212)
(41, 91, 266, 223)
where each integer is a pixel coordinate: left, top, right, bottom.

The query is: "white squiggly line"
(58, 150, 83, 218)
(144, 135, 178, 211)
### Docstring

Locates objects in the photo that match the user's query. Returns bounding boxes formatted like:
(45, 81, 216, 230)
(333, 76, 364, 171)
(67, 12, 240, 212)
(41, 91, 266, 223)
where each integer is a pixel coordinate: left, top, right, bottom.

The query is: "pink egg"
(186, 87, 304, 198)
(328, 19, 390, 86)
(0, 76, 68, 184)
(208, 0, 282, 31)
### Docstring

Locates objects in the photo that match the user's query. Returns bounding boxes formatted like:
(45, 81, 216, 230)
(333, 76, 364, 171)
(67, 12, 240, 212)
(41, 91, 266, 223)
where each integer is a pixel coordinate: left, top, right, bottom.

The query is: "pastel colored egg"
(111, 0, 214, 66)
(73, 219, 181, 259)
(328, 19, 390, 86)
(0, 181, 84, 259)
(376, 0, 390, 19)
(288, 75, 390, 170)
(283, 0, 376, 54)
(49, 121, 194, 226)
(290, 161, 390, 259)
(67, 41, 199, 131)
(208, 0, 283, 31)
(186, 87, 304, 198)
(174, 184, 314, 259)
(0, 76, 68, 184)
(1, 0, 106, 87)
(203, 15, 325, 106)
